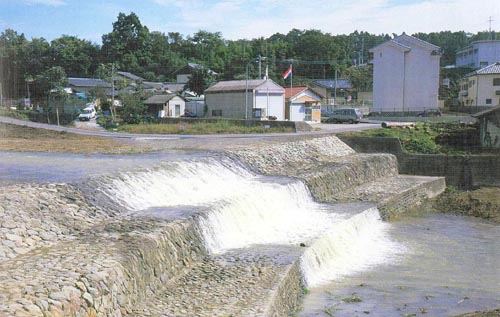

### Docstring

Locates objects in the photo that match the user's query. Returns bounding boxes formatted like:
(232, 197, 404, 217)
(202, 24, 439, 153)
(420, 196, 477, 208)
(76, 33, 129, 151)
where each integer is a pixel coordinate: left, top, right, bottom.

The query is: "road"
(0, 116, 381, 141)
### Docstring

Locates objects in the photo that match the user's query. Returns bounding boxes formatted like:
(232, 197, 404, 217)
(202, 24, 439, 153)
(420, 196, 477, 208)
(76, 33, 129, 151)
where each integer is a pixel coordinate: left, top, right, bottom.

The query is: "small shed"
(284, 86, 323, 122)
(473, 106, 500, 148)
(143, 94, 185, 118)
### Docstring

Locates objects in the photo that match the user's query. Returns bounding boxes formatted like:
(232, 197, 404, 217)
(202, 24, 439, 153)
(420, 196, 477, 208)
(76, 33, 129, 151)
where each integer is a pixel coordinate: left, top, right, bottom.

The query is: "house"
(143, 94, 186, 118)
(456, 40, 500, 69)
(174, 63, 217, 84)
(369, 33, 441, 114)
(67, 78, 112, 96)
(284, 86, 322, 122)
(204, 79, 285, 120)
(459, 62, 500, 107)
(473, 106, 500, 148)
(310, 79, 352, 105)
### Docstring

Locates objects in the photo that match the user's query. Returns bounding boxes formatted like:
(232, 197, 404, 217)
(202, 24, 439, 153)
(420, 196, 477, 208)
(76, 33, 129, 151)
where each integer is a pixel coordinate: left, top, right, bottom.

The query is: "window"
(493, 78, 500, 86)
(211, 110, 222, 117)
(252, 108, 265, 118)
(486, 99, 492, 105)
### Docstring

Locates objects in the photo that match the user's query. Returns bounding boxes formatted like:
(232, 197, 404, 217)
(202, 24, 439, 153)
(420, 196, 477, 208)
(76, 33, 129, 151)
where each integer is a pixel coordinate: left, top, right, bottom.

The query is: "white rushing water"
(94, 156, 405, 287)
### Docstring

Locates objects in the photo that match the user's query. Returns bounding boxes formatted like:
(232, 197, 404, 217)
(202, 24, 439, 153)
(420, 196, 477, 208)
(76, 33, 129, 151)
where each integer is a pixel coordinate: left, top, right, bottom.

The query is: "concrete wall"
(338, 135, 500, 188)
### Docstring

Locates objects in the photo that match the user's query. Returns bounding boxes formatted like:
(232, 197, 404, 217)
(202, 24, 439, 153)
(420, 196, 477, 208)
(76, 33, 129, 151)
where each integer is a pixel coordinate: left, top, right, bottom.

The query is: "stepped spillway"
(0, 135, 445, 317)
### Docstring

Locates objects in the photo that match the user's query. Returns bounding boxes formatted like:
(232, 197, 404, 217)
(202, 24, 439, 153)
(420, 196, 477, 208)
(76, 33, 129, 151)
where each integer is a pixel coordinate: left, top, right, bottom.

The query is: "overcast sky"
(1, 0, 499, 43)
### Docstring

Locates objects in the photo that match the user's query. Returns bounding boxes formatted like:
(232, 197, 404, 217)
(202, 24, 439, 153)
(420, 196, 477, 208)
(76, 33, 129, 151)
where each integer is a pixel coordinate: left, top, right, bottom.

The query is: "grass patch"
(0, 109, 30, 121)
(340, 122, 480, 154)
(0, 122, 149, 154)
(114, 120, 295, 134)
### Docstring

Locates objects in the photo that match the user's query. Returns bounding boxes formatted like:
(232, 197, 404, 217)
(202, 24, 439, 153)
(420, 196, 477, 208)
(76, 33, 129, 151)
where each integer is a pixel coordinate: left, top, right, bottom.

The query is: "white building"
(369, 34, 441, 114)
(285, 86, 322, 122)
(143, 94, 186, 118)
(456, 40, 500, 69)
(459, 62, 500, 107)
(205, 79, 285, 120)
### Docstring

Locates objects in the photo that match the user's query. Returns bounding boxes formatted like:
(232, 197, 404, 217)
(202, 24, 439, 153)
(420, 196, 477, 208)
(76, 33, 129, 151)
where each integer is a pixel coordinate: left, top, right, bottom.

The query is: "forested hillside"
(1, 11, 498, 99)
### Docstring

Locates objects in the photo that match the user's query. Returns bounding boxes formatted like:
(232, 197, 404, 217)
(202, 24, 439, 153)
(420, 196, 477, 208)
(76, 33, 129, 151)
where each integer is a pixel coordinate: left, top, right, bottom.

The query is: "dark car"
(180, 111, 197, 118)
(327, 108, 363, 124)
(417, 109, 441, 117)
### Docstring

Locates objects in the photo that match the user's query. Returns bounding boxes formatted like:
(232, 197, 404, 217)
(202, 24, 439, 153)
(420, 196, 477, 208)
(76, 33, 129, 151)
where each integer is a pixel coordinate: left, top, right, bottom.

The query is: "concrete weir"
(0, 136, 445, 317)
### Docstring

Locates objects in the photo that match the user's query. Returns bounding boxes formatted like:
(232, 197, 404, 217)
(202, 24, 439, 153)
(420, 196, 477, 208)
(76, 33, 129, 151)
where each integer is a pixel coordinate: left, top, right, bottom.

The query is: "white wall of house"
(289, 104, 304, 121)
(371, 44, 407, 113)
(165, 96, 186, 117)
(460, 73, 500, 107)
(370, 35, 441, 113)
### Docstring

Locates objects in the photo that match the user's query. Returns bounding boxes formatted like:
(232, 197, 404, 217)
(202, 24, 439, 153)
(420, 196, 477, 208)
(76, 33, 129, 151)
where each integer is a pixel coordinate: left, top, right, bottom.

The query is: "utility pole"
(489, 16, 494, 40)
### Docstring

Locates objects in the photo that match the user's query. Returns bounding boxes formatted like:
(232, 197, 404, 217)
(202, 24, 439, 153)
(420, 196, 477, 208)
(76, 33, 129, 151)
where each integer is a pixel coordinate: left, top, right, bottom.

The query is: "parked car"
(180, 110, 197, 118)
(417, 109, 441, 117)
(327, 108, 363, 124)
(78, 106, 96, 121)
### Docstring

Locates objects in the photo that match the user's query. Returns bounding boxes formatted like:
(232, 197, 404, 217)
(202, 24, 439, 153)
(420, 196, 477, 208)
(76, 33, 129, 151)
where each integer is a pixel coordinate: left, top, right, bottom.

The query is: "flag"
(282, 64, 292, 79)
(264, 66, 269, 80)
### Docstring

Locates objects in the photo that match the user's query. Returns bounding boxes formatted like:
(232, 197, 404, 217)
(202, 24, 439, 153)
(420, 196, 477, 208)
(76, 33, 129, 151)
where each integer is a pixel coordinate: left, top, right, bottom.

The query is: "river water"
(298, 214, 500, 317)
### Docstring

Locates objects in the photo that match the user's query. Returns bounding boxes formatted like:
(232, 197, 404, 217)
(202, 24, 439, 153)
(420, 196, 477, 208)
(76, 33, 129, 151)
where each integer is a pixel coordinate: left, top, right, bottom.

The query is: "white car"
(78, 107, 96, 121)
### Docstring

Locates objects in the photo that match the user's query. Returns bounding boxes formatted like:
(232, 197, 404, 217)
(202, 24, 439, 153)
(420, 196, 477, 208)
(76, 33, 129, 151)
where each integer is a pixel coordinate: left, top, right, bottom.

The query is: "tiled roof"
(476, 62, 500, 75)
(68, 77, 111, 88)
(285, 86, 308, 99)
(144, 94, 178, 104)
(465, 62, 500, 77)
(117, 71, 144, 81)
(205, 80, 266, 92)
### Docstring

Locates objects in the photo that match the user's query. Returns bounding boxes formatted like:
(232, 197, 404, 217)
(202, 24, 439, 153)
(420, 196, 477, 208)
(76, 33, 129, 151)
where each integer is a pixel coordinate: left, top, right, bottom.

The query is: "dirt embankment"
(0, 122, 149, 154)
(433, 187, 500, 224)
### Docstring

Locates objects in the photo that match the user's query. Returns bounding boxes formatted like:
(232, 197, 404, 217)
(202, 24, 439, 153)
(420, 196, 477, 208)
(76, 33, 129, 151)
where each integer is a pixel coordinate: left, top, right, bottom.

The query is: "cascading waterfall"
(92, 155, 406, 287)
(300, 208, 407, 287)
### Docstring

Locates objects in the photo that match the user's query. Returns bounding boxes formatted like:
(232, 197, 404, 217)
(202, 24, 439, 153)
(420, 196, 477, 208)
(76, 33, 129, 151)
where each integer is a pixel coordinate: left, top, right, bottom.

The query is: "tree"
(347, 64, 373, 92)
(184, 67, 215, 96)
(101, 12, 152, 74)
(50, 35, 99, 77)
(0, 29, 29, 98)
(35, 66, 68, 113)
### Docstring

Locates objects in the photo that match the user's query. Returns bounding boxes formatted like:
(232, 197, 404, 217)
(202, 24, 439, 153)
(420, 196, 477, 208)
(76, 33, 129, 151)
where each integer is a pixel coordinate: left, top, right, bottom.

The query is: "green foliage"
(343, 121, 480, 154)
(115, 120, 295, 134)
(0, 109, 30, 121)
(184, 66, 216, 96)
(97, 115, 118, 129)
(118, 92, 146, 123)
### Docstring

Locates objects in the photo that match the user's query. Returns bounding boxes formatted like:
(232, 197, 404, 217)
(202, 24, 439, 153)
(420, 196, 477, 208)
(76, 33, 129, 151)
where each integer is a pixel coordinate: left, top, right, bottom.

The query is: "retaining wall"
(339, 136, 500, 188)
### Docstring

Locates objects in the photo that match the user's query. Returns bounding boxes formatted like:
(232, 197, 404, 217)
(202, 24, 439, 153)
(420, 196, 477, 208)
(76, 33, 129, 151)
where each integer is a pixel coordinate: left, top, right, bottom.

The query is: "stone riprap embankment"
(0, 183, 117, 262)
(0, 135, 445, 317)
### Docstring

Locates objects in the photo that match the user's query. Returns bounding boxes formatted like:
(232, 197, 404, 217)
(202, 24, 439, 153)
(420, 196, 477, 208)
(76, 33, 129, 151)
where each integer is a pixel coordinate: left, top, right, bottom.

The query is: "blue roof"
(312, 79, 352, 89)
